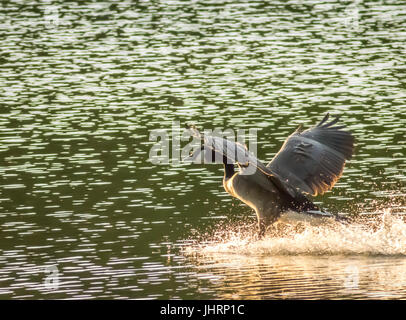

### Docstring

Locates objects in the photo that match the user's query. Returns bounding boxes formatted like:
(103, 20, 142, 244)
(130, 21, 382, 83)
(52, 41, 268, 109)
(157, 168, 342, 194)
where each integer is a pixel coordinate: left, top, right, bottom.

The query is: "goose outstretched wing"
(266, 113, 355, 196)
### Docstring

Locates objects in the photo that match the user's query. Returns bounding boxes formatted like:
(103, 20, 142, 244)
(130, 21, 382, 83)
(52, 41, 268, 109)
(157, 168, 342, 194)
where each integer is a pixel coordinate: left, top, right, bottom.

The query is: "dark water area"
(0, 0, 405, 299)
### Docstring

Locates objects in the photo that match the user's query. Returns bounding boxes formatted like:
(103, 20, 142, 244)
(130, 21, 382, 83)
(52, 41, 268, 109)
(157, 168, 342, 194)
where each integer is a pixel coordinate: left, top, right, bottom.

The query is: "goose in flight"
(185, 113, 355, 238)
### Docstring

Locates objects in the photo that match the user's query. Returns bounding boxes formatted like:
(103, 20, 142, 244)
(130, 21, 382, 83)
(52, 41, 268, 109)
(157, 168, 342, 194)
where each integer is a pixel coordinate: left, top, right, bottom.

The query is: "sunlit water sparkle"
(0, 0, 405, 299)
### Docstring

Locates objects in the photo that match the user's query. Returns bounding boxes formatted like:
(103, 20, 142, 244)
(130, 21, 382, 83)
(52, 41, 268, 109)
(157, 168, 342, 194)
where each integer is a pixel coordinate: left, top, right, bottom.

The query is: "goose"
(185, 113, 355, 238)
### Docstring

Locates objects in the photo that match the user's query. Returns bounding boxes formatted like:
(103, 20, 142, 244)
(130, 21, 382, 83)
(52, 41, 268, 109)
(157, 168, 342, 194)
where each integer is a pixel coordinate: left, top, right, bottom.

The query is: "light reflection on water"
(186, 253, 406, 299)
(0, 0, 405, 299)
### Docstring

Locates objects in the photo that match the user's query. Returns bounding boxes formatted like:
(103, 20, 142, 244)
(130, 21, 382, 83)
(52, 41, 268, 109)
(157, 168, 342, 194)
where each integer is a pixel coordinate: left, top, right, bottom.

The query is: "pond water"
(0, 0, 405, 299)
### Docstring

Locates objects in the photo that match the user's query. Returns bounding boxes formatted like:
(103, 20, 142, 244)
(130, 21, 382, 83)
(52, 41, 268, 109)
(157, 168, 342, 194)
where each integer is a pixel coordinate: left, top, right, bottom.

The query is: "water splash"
(184, 209, 406, 256)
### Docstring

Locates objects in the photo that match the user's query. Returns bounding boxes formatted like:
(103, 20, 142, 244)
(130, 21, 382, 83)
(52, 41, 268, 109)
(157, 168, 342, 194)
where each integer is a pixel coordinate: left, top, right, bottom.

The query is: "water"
(0, 0, 405, 299)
